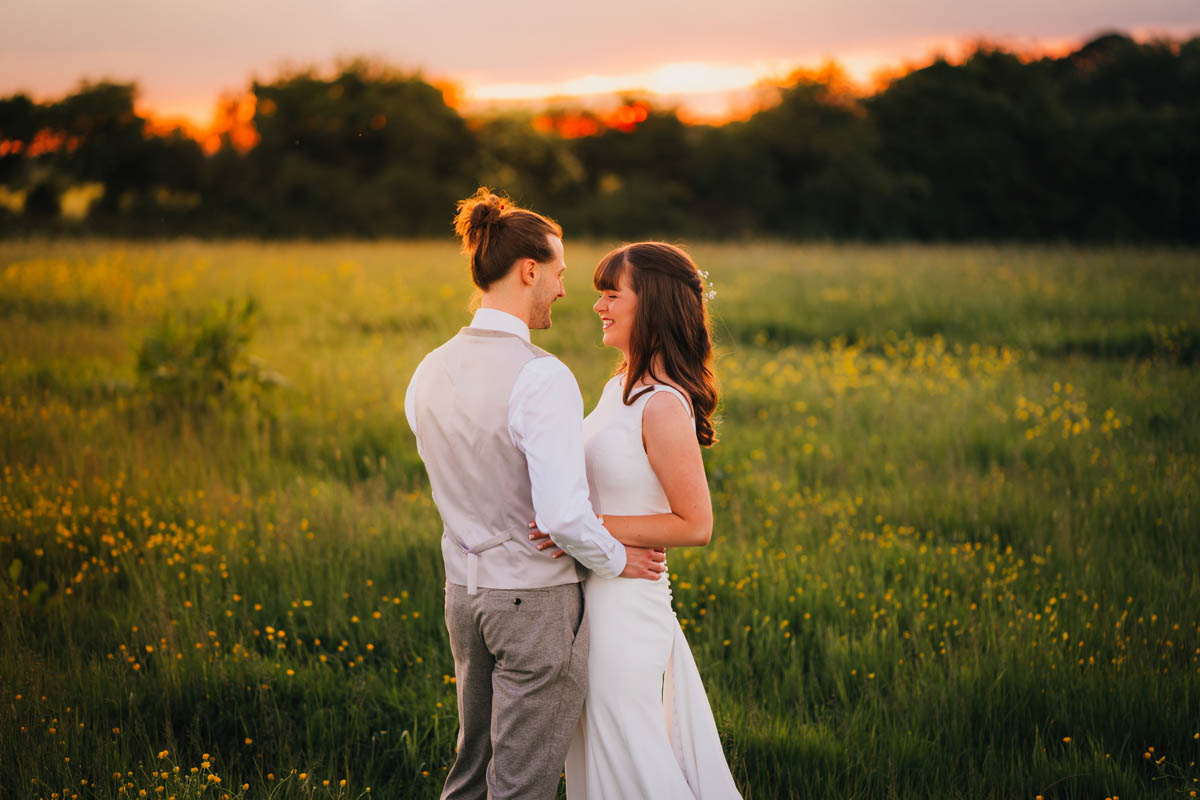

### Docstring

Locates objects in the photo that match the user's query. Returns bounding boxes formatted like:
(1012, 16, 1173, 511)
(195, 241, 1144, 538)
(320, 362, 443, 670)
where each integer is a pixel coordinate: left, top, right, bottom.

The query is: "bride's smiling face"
(593, 268, 637, 355)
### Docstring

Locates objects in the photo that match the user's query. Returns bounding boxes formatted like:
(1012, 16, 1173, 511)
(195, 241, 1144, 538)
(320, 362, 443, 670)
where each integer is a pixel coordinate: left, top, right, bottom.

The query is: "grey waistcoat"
(409, 328, 584, 593)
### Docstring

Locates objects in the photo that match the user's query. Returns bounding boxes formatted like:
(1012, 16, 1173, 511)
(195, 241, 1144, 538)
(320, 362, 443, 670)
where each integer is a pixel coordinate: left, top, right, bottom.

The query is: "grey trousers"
(441, 581, 588, 800)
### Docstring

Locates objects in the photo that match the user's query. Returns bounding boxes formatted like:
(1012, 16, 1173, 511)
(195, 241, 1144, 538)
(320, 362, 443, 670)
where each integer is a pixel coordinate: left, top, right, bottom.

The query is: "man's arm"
(509, 357, 629, 577)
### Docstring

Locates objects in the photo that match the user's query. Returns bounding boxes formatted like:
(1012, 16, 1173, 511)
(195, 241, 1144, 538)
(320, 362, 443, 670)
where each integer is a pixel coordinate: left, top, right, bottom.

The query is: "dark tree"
(245, 61, 477, 235)
(24, 180, 61, 218)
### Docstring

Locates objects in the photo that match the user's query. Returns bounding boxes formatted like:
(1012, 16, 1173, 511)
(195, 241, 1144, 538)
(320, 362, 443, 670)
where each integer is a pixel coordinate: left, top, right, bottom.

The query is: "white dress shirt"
(405, 307, 627, 578)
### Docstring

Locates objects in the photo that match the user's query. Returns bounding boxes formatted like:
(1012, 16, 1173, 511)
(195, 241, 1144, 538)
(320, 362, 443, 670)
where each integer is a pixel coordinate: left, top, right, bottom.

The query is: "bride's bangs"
(593, 248, 629, 292)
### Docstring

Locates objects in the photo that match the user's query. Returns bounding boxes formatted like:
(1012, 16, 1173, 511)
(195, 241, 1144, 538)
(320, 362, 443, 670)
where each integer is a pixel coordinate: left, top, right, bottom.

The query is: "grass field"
(1, 239, 1198, 799)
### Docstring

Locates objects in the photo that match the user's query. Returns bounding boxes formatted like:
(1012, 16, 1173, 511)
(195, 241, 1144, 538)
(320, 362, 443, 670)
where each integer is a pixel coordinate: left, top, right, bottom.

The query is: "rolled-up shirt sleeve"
(509, 357, 627, 578)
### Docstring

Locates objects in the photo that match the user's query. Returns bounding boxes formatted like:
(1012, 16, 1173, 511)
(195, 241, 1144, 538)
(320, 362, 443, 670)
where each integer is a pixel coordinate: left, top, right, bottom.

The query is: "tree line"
(1, 32, 1197, 241)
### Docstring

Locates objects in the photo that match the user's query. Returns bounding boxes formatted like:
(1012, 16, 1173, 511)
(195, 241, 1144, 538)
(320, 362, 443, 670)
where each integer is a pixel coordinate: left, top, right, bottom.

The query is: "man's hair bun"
(456, 190, 505, 249)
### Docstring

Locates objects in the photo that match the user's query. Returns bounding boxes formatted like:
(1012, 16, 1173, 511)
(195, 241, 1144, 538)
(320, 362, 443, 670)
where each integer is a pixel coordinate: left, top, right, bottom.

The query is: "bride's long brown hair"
(594, 242, 718, 446)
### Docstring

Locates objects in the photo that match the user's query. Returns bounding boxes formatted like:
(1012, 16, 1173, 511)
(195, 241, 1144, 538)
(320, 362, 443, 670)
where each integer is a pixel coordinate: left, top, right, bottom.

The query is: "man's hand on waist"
(619, 545, 667, 580)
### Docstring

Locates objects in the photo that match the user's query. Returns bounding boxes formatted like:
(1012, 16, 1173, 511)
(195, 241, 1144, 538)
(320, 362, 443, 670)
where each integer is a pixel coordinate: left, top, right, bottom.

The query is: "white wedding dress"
(565, 376, 742, 799)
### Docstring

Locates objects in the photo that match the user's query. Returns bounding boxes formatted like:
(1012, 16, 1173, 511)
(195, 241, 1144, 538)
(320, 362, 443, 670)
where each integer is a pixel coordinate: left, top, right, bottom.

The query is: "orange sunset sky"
(3, 0, 1199, 130)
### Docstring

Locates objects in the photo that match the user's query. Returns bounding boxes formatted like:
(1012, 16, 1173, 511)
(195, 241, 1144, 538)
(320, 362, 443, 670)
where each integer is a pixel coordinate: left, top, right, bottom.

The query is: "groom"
(404, 188, 667, 800)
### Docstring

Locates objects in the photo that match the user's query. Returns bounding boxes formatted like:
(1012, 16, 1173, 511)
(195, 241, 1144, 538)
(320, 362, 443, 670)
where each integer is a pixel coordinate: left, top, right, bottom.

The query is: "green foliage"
(245, 61, 477, 236)
(1, 240, 1198, 799)
(474, 114, 586, 210)
(135, 296, 285, 417)
(5, 558, 49, 610)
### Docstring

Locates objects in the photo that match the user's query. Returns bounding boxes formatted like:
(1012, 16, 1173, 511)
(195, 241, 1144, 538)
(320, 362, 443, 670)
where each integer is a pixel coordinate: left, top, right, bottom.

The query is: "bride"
(533, 242, 741, 798)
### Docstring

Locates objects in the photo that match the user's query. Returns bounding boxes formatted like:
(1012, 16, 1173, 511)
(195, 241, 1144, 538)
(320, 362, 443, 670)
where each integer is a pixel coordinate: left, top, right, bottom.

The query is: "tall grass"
(1, 239, 1197, 799)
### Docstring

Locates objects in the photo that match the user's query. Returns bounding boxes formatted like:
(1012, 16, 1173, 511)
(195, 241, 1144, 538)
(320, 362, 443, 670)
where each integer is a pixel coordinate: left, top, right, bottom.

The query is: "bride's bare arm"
(597, 391, 713, 549)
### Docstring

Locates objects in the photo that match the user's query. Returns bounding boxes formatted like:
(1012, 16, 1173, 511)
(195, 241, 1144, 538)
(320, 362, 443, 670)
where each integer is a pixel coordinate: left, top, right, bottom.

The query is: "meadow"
(1, 238, 1197, 799)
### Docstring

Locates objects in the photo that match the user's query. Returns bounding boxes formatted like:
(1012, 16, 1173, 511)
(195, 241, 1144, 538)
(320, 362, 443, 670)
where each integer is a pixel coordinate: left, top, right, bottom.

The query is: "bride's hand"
(528, 521, 566, 558)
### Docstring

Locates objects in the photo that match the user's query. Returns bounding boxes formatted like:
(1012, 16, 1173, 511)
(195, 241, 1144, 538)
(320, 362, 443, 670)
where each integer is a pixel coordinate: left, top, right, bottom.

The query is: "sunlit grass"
(1, 239, 1198, 799)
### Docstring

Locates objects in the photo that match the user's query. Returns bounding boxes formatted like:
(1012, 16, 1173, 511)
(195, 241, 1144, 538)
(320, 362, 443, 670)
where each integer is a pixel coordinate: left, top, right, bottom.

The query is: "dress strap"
(649, 384, 694, 419)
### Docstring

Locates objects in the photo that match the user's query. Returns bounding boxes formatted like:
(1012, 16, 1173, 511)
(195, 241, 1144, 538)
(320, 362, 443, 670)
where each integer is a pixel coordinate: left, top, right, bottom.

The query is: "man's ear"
(518, 258, 539, 287)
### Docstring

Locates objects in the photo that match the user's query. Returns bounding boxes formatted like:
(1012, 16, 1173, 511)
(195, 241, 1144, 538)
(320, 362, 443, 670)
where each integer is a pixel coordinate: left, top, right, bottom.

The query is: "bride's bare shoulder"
(648, 381, 693, 417)
(641, 388, 695, 441)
